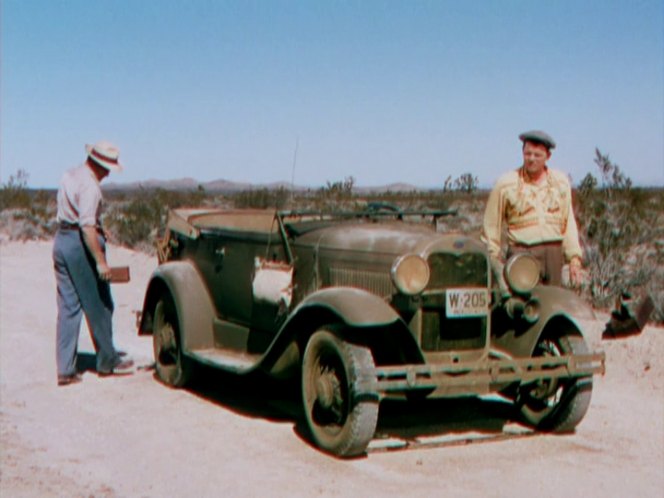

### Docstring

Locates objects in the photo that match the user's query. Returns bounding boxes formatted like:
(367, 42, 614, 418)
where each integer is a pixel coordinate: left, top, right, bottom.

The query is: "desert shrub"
(0, 170, 56, 241)
(0, 169, 31, 211)
(312, 176, 359, 210)
(234, 186, 290, 209)
(442, 173, 480, 194)
(104, 187, 207, 250)
(575, 149, 662, 321)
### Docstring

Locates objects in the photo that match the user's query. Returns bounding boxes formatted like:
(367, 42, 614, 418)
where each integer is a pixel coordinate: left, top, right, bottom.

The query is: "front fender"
(139, 261, 216, 351)
(492, 286, 596, 358)
(260, 287, 423, 376)
(294, 287, 402, 326)
(531, 286, 596, 322)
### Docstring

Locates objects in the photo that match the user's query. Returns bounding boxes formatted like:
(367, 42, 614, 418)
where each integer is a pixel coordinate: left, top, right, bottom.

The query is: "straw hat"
(85, 141, 123, 172)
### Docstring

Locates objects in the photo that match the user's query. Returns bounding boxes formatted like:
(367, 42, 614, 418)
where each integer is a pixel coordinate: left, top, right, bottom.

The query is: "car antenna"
(290, 136, 299, 207)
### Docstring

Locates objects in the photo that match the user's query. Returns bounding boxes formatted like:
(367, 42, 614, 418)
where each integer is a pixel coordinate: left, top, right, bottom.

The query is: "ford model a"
(139, 207, 605, 457)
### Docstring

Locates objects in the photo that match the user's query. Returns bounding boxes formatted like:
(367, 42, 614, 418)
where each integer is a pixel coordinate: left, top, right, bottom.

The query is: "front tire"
(517, 334, 593, 432)
(302, 329, 379, 457)
(153, 294, 191, 387)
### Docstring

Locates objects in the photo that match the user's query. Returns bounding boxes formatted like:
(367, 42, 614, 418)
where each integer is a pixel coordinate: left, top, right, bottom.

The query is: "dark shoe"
(98, 358, 135, 377)
(58, 373, 82, 386)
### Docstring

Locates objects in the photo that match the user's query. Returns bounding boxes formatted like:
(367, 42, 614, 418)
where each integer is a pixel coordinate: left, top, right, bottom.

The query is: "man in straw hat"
(52, 141, 134, 385)
(482, 130, 584, 292)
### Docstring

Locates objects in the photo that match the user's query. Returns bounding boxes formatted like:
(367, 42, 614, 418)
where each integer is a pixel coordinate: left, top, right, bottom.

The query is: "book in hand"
(109, 266, 130, 283)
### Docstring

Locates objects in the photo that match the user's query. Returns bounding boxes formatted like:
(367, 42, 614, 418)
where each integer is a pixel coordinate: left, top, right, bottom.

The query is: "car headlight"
(391, 254, 430, 295)
(504, 253, 540, 295)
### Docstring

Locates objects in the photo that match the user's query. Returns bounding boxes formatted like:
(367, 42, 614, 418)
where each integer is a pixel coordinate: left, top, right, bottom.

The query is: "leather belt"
(510, 240, 562, 249)
(58, 221, 79, 230)
(58, 222, 106, 238)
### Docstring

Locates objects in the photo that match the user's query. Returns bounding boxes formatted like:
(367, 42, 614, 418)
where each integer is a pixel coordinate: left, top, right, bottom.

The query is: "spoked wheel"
(302, 329, 379, 457)
(517, 334, 593, 432)
(153, 294, 191, 387)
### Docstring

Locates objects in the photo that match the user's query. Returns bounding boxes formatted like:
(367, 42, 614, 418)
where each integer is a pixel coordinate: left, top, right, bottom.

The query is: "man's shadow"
(76, 352, 98, 373)
(76, 351, 129, 373)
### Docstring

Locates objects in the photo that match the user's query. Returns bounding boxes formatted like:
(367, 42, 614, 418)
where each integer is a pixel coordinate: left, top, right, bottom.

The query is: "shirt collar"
(84, 162, 101, 185)
(519, 165, 549, 185)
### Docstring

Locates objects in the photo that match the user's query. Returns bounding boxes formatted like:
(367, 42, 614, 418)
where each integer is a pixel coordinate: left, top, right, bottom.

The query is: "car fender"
(493, 286, 596, 358)
(139, 261, 215, 351)
(295, 287, 402, 326)
(260, 287, 424, 376)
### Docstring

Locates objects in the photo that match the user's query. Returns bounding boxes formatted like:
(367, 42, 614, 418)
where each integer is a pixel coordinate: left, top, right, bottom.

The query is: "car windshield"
(279, 208, 457, 237)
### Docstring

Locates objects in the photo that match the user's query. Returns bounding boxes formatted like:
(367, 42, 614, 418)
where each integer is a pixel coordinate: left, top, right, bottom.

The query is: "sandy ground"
(1, 240, 662, 498)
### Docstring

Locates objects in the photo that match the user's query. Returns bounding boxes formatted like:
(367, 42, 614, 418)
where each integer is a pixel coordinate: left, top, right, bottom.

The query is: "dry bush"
(103, 187, 208, 251)
(0, 170, 56, 242)
(233, 187, 291, 210)
(0, 170, 32, 211)
(0, 207, 56, 242)
(575, 150, 663, 322)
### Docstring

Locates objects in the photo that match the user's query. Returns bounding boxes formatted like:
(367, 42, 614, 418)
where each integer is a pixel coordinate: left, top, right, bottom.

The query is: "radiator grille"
(422, 252, 489, 352)
(427, 253, 488, 288)
(328, 267, 394, 296)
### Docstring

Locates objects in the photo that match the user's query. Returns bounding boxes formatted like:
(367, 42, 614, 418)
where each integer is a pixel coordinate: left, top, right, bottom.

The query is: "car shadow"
(183, 364, 302, 423)
(179, 363, 530, 455)
(368, 396, 535, 454)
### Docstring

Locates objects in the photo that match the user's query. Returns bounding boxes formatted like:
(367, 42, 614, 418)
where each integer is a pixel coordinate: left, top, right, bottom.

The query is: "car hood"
(294, 221, 486, 257)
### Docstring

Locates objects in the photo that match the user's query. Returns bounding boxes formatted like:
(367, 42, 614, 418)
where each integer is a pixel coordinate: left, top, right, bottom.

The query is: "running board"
(187, 348, 261, 374)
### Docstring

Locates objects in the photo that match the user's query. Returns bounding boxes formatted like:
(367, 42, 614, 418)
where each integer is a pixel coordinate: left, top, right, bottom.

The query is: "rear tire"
(153, 294, 191, 387)
(517, 334, 593, 432)
(302, 329, 379, 457)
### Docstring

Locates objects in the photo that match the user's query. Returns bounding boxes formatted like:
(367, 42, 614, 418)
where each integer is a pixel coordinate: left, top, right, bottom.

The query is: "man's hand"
(81, 225, 111, 281)
(569, 257, 583, 288)
(97, 262, 112, 281)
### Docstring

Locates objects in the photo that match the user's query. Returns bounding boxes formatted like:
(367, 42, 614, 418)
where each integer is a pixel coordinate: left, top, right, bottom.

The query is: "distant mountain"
(104, 177, 253, 193)
(103, 178, 428, 193)
(104, 177, 200, 191)
(355, 182, 424, 193)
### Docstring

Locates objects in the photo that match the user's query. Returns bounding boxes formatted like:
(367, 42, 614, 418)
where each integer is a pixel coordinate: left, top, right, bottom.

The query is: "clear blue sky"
(2, 0, 663, 189)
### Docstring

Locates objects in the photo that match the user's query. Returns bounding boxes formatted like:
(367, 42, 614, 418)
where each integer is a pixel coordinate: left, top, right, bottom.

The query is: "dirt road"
(1, 240, 662, 497)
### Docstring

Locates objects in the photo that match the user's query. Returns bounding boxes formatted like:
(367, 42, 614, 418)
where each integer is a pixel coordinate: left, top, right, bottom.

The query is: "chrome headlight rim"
(523, 298, 541, 323)
(504, 253, 540, 295)
(391, 254, 430, 295)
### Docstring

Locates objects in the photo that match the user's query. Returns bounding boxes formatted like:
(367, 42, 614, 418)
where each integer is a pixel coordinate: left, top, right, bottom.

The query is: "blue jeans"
(53, 229, 120, 376)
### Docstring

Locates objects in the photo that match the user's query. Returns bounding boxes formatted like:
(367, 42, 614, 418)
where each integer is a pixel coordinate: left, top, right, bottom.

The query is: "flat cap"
(519, 130, 556, 149)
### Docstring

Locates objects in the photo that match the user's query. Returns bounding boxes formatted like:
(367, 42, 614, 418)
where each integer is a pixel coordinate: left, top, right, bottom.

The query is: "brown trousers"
(507, 241, 563, 286)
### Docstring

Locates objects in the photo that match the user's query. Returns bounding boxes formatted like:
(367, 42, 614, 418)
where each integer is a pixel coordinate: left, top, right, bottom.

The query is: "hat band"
(90, 148, 119, 166)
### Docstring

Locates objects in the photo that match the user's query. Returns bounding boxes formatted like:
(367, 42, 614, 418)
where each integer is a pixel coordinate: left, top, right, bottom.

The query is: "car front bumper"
(356, 351, 606, 398)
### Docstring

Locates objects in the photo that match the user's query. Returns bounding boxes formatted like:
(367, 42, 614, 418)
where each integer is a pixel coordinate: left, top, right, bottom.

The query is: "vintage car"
(138, 206, 605, 457)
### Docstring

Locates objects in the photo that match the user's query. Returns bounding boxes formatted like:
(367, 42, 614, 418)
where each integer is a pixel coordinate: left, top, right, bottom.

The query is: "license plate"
(445, 288, 489, 318)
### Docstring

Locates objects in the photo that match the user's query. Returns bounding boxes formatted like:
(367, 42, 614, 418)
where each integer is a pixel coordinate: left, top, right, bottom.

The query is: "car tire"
(153, 294, 191, 388)
(302, 329, 379, 457)
(517, 334, 593, 432)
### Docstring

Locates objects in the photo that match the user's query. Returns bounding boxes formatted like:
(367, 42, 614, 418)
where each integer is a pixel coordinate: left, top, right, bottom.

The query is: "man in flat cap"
(482, 130, 583, 292)
(52, 141, 134, 385)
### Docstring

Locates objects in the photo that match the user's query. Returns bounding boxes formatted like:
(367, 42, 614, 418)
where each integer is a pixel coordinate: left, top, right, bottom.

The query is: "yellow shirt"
(482, 167, 582, 263)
